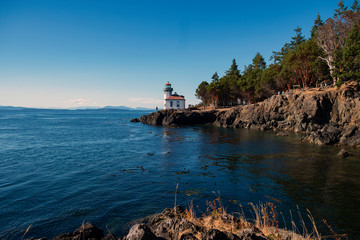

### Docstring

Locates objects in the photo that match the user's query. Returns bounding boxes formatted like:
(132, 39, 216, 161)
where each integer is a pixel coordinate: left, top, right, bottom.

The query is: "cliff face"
(138, 82, 360, 147)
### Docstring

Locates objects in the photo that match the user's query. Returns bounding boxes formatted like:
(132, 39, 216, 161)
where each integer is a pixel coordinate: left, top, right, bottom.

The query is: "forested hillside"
(196, 1, 360, 107)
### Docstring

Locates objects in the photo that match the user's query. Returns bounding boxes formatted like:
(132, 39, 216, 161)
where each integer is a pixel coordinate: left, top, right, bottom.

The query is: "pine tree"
(225, 59, 241, 77)
(252, 53, 266, 70)
(311, 13, 324, 39)
(239, 53, 267, 102)
(223, 59, 241, 106)
(207, 72, 221, 108)
(334, 0, 348, 18)
(271, 27, 306, 64)
(334, 25, 360, 84)
(351, 0, 360, 12)
(211, 72, 219, 82)
(290, 27, 305, 48)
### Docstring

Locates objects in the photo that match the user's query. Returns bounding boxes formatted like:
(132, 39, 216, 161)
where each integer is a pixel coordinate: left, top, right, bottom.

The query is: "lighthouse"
(163, 82, 185, 110)
(163, 82, 173, 104)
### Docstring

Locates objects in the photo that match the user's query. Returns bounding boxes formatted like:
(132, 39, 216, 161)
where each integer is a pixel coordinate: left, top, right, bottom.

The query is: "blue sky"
(0, 0, 346, 108)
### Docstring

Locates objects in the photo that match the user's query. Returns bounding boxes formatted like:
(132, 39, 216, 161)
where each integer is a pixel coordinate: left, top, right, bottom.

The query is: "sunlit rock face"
(139, 82, 360, 147)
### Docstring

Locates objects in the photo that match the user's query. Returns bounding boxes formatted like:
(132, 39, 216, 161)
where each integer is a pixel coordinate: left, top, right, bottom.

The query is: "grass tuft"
(175, 196, 347, 240)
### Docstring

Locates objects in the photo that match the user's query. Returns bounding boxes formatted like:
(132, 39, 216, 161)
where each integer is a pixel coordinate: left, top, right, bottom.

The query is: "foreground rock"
(121, 206, 305, 240)
(137, 82, 360, 148)
(34, 207, 304, 240)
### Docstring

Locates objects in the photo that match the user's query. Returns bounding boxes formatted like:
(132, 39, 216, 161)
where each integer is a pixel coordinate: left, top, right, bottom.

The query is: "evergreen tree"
(311, 13, 324, 39)
(207, 72, 221, 108)
(271, 27, 305, 64)
(270, 46, 290, 64)
(351, 0, 360, 12)
(258, 64, 280, 99)
(211, 72, 219, 82)
(225, 59, 241, 77)
(334, 0, 348, 18)
(252, 52, 266, 70)
(290, 26, 306, 48)
(239, 53, 266, 102)
(334, 25, 360, 84)
(221, 59, 241, 106)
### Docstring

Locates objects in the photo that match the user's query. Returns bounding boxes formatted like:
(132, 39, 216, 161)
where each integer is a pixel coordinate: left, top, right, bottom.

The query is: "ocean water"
(0, 109, 360, 239)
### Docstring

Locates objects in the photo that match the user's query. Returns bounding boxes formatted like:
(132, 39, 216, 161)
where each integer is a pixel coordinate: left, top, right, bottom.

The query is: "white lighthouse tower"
(163, 82, 173, 109)
(163, 82, 186, 110)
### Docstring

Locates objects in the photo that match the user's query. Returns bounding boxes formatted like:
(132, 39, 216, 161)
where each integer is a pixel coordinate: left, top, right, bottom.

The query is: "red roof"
(165, 82, 171, 86)
(166, 96, 185, 100)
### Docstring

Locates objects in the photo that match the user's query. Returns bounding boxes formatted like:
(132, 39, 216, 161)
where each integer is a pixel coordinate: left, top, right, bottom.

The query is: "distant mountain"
(69, 106, 101, 110)
(103, 106, 133, 110)
(0, 106, 28, 110)
(0, 105, 153, 111)
(103, 106, 153, 111)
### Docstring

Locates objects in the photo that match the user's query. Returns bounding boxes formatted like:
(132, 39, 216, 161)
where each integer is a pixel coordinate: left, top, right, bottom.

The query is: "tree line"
(196, 1, 360, 108)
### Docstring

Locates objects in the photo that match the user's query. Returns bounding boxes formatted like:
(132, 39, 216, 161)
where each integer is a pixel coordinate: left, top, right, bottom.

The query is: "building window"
(170, 101, 173, 107)
(177, 101, 180, 107)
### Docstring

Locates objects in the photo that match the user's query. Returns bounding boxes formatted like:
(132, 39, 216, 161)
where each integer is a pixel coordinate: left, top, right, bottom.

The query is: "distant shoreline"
(0, 106, 153, 111)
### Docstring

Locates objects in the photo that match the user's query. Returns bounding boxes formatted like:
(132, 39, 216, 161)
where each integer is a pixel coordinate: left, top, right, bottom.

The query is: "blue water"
(0, 109, 360, 239)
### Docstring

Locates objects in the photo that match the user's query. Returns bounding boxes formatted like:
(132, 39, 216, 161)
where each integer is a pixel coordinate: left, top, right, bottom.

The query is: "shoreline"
(134, 82, 360, 148)
(28, 203, 339, 240)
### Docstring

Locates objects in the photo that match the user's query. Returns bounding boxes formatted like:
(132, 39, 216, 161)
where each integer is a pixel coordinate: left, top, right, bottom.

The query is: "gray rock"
(123, 223, 160, 240)
(130, 118, 140, 122)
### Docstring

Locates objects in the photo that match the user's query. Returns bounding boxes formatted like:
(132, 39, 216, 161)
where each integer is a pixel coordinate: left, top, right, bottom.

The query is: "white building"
(163, 82, 186, 110)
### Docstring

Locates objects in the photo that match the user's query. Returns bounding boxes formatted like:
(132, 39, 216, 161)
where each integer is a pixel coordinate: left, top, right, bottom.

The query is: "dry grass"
(182, 197, 250, 238)
(177, 197, 347, 240)
(21, 224, 32, 240)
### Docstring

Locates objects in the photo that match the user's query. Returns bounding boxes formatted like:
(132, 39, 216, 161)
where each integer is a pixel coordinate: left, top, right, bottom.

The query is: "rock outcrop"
(29, 206, 323, 240)
(137, 82, 360, 147)
(139, 110, 217, 127)
(33, 207, 276, 240)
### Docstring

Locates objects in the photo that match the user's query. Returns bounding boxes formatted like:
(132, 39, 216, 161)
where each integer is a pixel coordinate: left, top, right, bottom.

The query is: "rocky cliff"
(137, 82, 360, 147)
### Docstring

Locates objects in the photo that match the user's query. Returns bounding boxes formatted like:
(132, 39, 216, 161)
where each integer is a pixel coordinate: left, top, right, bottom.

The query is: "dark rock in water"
(337, 149, 349, 158)
(130, 118, 140, 122)
(52, 222, 104, 240)
(139, 110, 217, 127)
